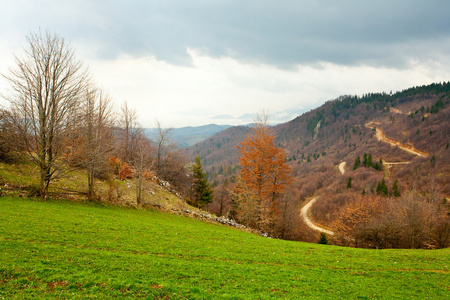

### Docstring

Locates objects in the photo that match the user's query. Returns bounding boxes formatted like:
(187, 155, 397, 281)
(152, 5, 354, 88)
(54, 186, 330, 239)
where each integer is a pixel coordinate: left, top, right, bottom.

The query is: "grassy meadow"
(0, 196, 448, 299)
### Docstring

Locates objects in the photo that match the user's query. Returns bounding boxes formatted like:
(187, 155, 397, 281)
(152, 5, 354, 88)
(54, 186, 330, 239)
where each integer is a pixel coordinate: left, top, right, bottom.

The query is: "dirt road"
(365, 122, 429, 157)
(300, 197, 334, 235)
(338, 161, 346, 175)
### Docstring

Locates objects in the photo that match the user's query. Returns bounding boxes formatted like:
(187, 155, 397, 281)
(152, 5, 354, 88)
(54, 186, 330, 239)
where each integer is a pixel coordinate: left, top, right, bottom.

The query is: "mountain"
(145, 124, 232, 148)
(147, 107, 309, 148)
(185, 82, 450, 243)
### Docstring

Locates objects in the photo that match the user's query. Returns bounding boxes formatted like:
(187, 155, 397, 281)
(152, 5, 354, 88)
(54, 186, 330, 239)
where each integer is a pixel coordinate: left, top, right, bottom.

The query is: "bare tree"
(132, 134, 153, 205)
(119, 102, 142, 163)
(153, 120, 174, 179)
(116, 102, 154, 204)
(2, 31, 88, 198)
(77, 86, 116, 200)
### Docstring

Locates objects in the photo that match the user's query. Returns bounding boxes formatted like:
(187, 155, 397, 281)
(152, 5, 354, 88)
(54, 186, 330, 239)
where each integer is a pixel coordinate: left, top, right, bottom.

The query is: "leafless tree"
(119, 102, 142, 163)
(214, 179, 231, 216)
(131, 134, 153, 205)
(77, 86, 116, 200)
(2, 31, 89, 198)
(153, 120, 174, 179)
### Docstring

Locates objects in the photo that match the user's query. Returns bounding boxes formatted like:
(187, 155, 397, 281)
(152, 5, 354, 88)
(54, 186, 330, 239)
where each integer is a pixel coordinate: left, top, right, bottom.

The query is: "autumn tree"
(3, 31, 88, 198)
(331, 195, 383, 247)
(235, 113, 292, 232)
(189, 156, 214, 208)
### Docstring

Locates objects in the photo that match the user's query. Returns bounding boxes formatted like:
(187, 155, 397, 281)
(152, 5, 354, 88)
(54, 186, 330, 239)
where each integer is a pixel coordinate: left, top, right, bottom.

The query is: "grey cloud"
(4, 0, 450, 68)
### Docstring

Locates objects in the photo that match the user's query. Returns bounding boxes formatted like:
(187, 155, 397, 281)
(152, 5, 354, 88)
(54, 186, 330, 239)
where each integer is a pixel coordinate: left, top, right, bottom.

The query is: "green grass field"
(0, 197, 448, 299)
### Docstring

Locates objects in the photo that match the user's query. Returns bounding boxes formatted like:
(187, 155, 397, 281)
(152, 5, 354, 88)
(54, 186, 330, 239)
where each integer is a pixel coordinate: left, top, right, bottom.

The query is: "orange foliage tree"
(235, 113, 292, 232)
(331, 194, 384, 247)
(109, 156, 133, 180)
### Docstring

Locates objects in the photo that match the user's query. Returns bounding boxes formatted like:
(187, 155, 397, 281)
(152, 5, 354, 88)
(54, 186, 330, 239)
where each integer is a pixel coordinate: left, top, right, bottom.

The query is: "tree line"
(0, 31, 212, 207)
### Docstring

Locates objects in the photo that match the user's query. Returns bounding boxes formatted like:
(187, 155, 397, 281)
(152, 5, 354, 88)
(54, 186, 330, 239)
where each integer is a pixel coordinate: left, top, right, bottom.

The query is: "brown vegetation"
(186, 82, 450, 248)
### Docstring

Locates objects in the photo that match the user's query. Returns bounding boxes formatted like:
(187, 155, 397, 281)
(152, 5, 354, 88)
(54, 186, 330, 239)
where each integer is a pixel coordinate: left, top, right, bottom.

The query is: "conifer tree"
(367, 153, 373, 168)
(347, 177, 352, 189)
(376, 178, 389, 197)
(392, 179, 400, 197)
(353, 155, 361, 170)
(318, 232, 328, 244)
(190, 156, 214, 208)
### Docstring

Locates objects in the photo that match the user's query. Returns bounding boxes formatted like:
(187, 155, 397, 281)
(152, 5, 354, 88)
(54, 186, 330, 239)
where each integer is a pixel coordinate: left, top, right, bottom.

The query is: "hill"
(185, 82, 450, 245)
(1, 196, 448, 299)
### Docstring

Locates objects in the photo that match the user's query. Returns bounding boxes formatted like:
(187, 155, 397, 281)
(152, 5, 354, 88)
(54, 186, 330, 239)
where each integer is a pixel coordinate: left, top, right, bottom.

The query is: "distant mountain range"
(144, 124, 233, 148)
(144, 107, 308, 147)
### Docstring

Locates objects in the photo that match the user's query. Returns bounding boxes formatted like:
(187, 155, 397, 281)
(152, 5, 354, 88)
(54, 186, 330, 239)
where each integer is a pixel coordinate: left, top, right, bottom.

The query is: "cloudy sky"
(1, 1, 449, 128)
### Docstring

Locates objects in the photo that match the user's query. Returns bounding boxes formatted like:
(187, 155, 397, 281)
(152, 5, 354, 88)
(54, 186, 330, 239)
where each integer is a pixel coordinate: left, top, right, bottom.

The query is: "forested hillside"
(186, 82, 450, 248)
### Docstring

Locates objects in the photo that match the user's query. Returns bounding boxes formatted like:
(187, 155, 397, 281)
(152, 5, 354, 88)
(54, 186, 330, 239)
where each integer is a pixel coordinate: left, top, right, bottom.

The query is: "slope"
(0, 197, 448, 299)
(185, 82, 450, 234)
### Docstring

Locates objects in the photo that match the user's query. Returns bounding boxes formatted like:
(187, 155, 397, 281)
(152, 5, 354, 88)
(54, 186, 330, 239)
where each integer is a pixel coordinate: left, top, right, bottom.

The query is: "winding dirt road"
(301, 118, 428, 235)
(300, 197, 334, 235)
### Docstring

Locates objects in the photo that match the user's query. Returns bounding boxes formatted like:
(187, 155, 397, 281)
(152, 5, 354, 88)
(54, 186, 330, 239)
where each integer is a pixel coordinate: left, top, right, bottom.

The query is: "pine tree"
(353, 155, 361, 170)
(318, 232, 328, 244)
(191, 156, 214, 208)
(376, 178, 389, 197)
(347, 177, 352, 189)
(367, 153, 373, 168)
(363, 153, 368, 166)
(392, 179, 400, 197)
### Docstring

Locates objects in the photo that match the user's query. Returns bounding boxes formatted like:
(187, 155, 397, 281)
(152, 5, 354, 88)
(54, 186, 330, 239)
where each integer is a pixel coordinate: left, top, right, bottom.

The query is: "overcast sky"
(1, 0, 449, 128)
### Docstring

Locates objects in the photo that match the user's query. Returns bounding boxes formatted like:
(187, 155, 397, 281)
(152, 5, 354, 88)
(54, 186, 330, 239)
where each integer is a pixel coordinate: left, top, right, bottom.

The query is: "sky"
(1, 0, 449, 128)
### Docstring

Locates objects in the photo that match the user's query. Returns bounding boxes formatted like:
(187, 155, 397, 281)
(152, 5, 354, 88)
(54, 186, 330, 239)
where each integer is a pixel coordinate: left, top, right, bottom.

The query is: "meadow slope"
(0, 197, 449, 299)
